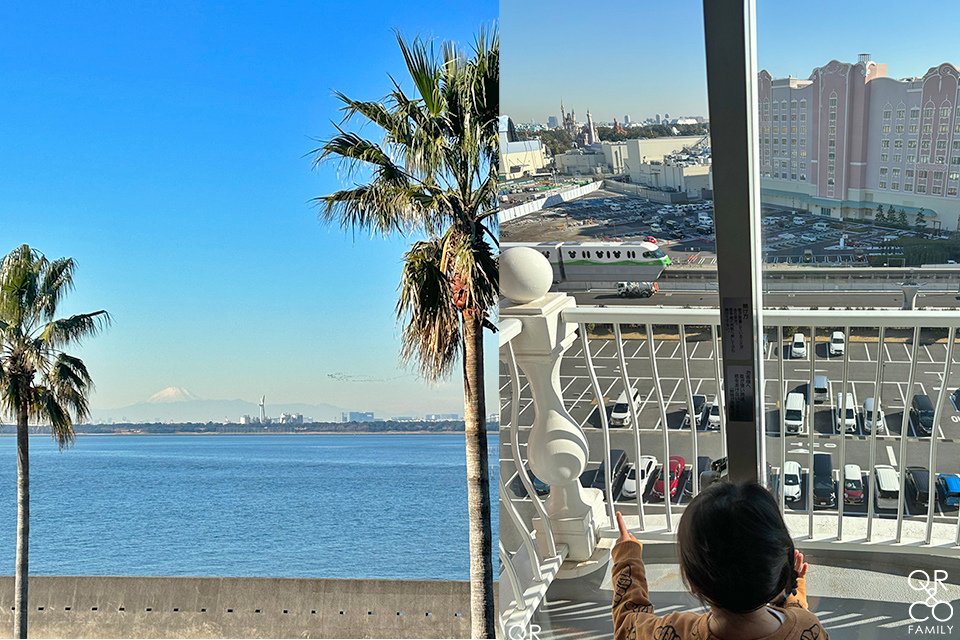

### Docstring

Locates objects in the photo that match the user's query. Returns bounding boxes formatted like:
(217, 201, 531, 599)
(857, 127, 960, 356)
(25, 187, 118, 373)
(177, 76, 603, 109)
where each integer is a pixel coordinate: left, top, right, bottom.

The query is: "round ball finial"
(500, 247, 553, 304)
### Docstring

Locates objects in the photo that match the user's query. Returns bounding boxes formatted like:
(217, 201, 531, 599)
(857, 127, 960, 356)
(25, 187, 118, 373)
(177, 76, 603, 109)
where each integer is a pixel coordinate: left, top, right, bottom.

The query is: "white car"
(783, 460, 802, 502)
(800, 233, 817, 243)
(791, 333, 807, 358)
(779, 232, 796, 240)
(863, 397, 885, 434)
(829, 331, 846, 357)
(622, 455, 658, 499)
(610, 388, 642, 427)
(836, 392, 858, 433)
(708, 395, 722, 429)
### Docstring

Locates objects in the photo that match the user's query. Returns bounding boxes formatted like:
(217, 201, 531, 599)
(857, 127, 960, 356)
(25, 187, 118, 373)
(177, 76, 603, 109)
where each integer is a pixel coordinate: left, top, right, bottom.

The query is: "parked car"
(793, 216, 805, 225)
(835, 392, 858, 433)
(843, 464, 864, 505)
(779, 232, 796, 240)
(936, 473, 960, 507)
(783, 460, 802, 503)
(829, 331, 846, 357)
(510, 468, 550, 498)
(863, 397, 884, 434)
(910, 393, 936, 436)
(592, 449, 629, 493)
(905, 466, 931, 508)
(708, 395, 722, 429)
(791, 333, 807, 358)
(813, 375, 830, 404)
(682, 394, 708, 429)
(622, 455, 658, 499)
(784, 392, 806, 434)
(653, 455, 686, 500)
(874, 464, 901, 510)
(952, 388, 960, 411)
(610, 388, 642, 427)
(801, 233, 817, 243)
(812, 453, 836, 508)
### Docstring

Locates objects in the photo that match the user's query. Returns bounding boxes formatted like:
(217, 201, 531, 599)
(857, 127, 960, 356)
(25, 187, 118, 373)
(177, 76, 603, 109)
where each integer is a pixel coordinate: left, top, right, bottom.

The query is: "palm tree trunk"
(461, 315, 494, 638)
(14, 399, 29, 639)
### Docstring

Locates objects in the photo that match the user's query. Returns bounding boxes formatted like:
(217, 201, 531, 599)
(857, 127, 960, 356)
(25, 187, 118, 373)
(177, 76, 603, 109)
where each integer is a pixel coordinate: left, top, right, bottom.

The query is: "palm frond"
(36, 257, 76, 320)
(397, 239, 461, 381)
(40, 311, 111, 349)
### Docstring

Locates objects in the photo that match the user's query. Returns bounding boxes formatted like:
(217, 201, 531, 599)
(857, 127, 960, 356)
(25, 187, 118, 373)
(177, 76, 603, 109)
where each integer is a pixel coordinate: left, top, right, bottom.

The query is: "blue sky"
(502, 0, 960, 123)
(0, 1, 497, 417)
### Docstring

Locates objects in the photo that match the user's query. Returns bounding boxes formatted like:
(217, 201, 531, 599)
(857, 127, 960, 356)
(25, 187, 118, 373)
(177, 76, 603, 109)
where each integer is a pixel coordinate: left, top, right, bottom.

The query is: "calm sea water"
(0, 434, 499, 580)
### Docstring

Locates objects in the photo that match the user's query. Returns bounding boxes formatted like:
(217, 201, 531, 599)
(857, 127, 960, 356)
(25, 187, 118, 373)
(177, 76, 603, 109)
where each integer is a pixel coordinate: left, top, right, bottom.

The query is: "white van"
(836, 392, 857, 433)
(784, 392, 806, 434)
(610, 388, 642, 427)
(874, 465, 901, 510)
(863, 397, 884, 434)
(791, 333, 807, 358)
(829, 331, 846, 357)
(813, 222, 830, 231)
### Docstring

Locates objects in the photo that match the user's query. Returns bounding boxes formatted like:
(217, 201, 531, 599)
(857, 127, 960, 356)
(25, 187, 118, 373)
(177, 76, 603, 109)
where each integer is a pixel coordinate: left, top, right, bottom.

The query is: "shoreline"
(0, 430, 493, 437)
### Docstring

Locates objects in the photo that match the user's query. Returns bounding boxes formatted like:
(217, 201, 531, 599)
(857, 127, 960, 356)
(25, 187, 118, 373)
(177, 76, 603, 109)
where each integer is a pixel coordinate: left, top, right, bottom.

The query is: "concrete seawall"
(0, 576, 471, 638)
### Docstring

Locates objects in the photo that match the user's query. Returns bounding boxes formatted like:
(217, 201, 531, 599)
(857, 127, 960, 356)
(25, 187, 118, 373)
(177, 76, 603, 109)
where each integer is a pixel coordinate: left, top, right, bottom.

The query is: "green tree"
(916, 208, 928, 230)
(898, 209, 908, 227)
(0, 245, 110, 638)
(875, 204, 886, 224)
(312, 31, 498, 637)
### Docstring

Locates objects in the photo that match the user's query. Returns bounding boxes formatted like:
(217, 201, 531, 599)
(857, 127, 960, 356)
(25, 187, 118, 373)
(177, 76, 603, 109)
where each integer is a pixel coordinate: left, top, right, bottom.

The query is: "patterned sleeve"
(612, 539, 670, 639)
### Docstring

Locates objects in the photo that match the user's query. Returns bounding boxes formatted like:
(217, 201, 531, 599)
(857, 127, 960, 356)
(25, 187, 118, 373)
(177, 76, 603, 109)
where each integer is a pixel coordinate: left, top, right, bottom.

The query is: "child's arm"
(610, 513, 657, 640)
(783, 550, 810, 610)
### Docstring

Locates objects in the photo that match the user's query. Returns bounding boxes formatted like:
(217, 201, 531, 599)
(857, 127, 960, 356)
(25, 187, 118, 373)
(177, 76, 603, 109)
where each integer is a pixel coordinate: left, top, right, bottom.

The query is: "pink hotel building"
(759, 53, 960, 231)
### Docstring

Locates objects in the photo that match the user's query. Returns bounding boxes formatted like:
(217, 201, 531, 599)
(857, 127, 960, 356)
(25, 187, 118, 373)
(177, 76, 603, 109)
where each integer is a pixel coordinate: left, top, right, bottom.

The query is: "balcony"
(497, 249, 960, 640)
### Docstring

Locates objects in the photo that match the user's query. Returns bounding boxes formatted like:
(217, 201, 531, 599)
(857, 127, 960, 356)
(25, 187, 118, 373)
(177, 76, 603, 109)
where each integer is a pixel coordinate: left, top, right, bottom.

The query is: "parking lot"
(502, 330, 960, 520)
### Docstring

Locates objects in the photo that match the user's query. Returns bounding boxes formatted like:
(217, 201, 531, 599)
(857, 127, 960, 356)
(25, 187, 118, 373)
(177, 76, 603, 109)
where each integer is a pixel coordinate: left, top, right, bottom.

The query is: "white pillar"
(500, 247, 606, 561)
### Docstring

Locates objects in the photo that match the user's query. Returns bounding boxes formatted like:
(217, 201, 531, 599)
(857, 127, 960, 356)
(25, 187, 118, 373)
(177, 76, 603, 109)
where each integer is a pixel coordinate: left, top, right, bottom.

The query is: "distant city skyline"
(502, 0, 960, 123)
(1, 1, 497, 416)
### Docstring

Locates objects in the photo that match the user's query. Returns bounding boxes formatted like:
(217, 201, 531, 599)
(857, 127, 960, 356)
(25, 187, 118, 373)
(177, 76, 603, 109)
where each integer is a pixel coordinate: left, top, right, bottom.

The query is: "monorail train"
(502, 241, 671, 284)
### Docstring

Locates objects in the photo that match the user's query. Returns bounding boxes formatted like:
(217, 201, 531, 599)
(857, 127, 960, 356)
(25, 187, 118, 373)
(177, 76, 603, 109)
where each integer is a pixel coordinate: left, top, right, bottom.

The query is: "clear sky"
(0, 1, 497, 417)
(502, 0, 960, 124)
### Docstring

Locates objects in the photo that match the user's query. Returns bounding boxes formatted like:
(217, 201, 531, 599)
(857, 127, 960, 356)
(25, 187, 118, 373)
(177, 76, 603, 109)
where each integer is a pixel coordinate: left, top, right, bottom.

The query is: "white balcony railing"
(498, 248, 960, 637)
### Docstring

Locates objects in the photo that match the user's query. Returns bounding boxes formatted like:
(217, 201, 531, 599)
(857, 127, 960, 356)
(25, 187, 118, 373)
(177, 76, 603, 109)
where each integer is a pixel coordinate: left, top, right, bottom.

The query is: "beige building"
(499, 116, 549, 180)
(630, 160, 712, 196)
(554, 142, 628, 176)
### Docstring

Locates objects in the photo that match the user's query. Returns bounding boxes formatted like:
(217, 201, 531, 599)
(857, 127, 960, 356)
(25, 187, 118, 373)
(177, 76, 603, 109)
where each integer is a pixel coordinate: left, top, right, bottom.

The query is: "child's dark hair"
(676, 481, 796, 614)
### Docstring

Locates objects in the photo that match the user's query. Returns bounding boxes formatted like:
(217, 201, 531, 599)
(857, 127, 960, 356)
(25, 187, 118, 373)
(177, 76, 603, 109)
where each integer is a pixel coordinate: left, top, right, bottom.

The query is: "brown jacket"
(611, 540, 828, 640)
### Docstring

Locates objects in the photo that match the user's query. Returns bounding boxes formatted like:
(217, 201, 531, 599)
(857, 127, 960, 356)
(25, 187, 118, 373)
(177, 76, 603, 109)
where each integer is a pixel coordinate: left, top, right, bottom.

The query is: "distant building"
(626, 136, 712, 195)
(547, 115, 559, 129)
(624, 115, 631, 125)
(555, 141, 629, 176)
(426, 413, 460, 421)
(758, 54, 960, 229)
(342, 411, 375, 423)
(278, 413, 304, 425)
(240, 415, 254, 424)
(655, 113, 661, 124)
(499, 115, 549, 180)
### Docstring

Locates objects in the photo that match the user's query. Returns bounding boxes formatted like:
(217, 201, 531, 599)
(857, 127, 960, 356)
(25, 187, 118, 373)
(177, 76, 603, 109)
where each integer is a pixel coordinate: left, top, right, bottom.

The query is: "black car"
(510, 469, 550, 498)
(905, 466, 931, 507)
(682, 395, 708, 429)
(812, 453, 836, 508)
(910, 394, 935, 436)
(952, 388, 960, 411)
(592, 449, 629, 494)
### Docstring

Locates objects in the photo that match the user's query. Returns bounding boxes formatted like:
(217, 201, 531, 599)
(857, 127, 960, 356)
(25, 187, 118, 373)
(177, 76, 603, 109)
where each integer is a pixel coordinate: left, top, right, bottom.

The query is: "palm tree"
(312, 30, 498, 638)
(0, 245, 110, 638)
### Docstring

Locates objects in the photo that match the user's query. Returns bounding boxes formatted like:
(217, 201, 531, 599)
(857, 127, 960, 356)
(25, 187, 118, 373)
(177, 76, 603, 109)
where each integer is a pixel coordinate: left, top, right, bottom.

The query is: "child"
(611, 481, 828, 639)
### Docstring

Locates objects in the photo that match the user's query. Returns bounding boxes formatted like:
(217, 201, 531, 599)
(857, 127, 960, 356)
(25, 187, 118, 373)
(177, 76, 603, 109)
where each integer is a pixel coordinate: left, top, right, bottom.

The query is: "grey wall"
(0, 576, 471, 639)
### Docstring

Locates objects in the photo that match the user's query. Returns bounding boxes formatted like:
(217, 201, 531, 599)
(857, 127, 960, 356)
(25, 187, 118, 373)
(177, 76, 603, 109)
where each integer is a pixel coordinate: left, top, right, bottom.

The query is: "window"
(799, 125, 806, 134)
(908, 154, 916, 163)
(896, 125, 904, 134)
(906, 169, 915, 178)
(933, 186, 942, 195)
(827, 177, 835, 186)
(953, 156, 960, 165)
(941, 106, 951, 118)
(911, 108, 920, 119)
(949, 187, 958, 196)
(879, 167, 888, 176)
(909, 124, 919, 133)
(894, 154, 902, 162)
(938, 140, 948, 149)
(940, 124, 948, 134)
(897, 108, 905, 119)
(934, 171, 944, 180)
(905, 183, 914, 191)
(921, 155, 930, 163)
(830, 112, 837, 121)
(881, 139, 890, 148)
(829, 126, 837, 135)
(917, 184, 927, 193)
(923, 124, 932, 133)
(883, 109, 892, 119)
(800, 113, 806, 122)
(924, 107, 934, 118)
(951, 172, 960, 181)
(878, 181, 887, 189)
(892, 168, 901, 177)
(882, 124, 891, 133)
(830, 97, 837, 107)
(919, 170, 928, 179)
(909, 140, 918, 149)
(881, 153, 888, 162)
(895, 140, 903, 148)
(891, 182, 900, 190)
(922, 140, 931, 150)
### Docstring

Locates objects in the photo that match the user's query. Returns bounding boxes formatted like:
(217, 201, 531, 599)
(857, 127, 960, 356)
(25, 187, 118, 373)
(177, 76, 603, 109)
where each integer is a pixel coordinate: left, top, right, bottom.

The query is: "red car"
(653, 455, 686, 499)
(643, 235, 658, 244)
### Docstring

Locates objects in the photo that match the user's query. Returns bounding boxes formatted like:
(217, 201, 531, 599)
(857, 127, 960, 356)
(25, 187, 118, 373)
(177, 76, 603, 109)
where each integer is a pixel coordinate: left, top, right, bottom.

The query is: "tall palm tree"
(0, 244, 110, 638)
(313, 29, 499, 638)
